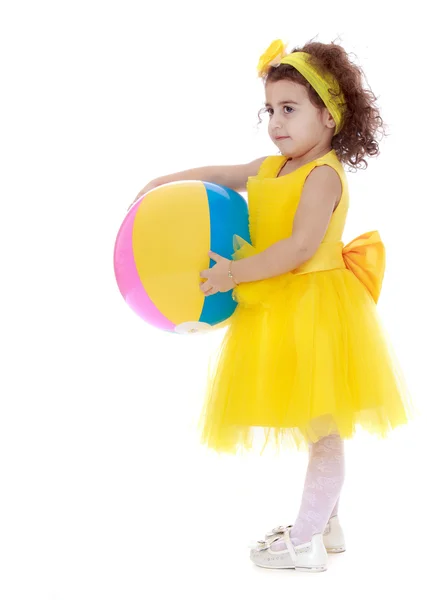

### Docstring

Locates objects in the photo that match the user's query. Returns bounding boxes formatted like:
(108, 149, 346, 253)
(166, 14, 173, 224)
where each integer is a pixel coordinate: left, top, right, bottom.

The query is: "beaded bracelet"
(228, 260, 239, 286)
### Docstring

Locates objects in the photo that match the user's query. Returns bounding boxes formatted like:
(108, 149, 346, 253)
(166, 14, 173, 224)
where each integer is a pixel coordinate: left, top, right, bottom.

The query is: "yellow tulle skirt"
(198, 245, 415, 456)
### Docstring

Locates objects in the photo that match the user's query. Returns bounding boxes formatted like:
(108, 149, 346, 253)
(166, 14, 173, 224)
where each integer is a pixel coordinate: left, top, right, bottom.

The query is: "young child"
(130, 38, 415, 572)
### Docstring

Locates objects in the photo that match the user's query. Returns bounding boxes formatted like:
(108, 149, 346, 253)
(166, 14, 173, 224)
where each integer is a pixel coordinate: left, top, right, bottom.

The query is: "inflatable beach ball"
(113, 181, 250, 334)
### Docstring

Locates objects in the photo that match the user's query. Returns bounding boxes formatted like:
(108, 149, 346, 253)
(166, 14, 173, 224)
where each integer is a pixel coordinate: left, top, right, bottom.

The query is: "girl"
(130, 38, 415, 572)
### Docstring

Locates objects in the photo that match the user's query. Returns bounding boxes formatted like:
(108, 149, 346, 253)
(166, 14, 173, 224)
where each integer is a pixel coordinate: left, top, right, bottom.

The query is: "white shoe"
(323, 515, 346, 553)
(249, 525, 328, 572)
(259, 515, 346, 554)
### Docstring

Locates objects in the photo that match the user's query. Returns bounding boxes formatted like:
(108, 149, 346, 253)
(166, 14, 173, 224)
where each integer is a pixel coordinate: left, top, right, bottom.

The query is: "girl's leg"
(330, 496, 340, 519)
(271, 432, 345, 550)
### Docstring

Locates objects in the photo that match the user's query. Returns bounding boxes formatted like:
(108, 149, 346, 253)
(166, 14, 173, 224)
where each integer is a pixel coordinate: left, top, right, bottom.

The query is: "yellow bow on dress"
(342, 231, 386, 303)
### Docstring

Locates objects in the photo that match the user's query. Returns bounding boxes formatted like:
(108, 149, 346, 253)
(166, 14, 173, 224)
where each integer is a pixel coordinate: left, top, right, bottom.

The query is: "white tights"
(271, 433, 345, 550)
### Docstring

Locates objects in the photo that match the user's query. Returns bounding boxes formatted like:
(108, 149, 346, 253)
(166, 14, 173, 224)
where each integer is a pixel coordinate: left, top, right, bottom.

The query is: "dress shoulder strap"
(312, 150, 345, 177)
(256, 155, 285, 178)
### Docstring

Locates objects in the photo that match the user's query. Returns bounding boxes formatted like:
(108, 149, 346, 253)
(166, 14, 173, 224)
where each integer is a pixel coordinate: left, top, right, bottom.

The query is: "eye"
(265, 106, 294, 117)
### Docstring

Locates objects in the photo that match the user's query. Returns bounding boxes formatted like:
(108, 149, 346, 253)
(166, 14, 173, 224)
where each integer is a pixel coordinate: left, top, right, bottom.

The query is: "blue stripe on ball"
(200, 182, 250, 326)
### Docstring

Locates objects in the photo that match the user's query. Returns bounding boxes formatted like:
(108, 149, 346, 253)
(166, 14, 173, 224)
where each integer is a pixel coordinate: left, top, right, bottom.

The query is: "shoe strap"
(283, 526, 297, 563)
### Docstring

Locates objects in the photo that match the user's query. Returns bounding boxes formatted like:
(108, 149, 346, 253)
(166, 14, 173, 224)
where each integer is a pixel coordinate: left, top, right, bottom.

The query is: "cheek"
(293, 116, 313, 136)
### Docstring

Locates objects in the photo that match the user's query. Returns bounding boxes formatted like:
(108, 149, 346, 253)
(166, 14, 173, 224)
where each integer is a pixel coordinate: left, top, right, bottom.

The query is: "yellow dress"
(198, 149, 416, 455)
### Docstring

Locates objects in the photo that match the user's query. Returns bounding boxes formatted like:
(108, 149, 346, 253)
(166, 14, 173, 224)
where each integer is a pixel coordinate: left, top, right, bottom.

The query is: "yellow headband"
(257, 40, 346, 135)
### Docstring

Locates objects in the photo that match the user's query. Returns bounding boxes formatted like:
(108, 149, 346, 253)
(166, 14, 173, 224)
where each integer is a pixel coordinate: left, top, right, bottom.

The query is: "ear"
(324, 109, 336, 130)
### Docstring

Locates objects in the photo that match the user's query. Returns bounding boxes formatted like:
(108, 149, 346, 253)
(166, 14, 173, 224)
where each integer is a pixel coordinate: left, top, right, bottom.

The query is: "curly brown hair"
(258, 39, 386, 170)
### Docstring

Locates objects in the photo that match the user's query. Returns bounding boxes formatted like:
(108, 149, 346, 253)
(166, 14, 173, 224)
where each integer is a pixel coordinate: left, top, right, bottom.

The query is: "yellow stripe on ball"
(132, 181, 210, 325)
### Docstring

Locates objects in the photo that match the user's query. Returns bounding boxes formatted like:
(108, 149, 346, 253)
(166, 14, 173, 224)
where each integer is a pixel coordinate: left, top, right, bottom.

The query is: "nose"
(270, 111, 285, 130)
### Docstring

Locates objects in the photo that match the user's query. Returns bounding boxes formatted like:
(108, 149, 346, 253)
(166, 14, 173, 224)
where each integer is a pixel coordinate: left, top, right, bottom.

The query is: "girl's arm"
(232, 166, 342, 283)
(136, 156, 267, 197)
(129, 156, 267, 210)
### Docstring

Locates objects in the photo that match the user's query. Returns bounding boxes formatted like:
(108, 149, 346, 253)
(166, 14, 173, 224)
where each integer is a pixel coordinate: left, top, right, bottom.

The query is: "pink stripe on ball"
(113, 201, 175, 331)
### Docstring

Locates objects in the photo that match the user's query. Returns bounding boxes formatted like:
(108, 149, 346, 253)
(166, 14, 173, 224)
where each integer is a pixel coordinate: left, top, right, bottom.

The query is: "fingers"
(127, 190, 145, 211)
(208, 251, 221, 263)
(200, 281, 213, 293)
(200, 280, 218, 296)
(204, 287, 217, 296)
(127, 198, 139, 211)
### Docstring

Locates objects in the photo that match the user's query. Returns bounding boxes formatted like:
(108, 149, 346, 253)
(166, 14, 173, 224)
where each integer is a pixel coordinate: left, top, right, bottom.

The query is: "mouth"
(275, 136, 289, 140)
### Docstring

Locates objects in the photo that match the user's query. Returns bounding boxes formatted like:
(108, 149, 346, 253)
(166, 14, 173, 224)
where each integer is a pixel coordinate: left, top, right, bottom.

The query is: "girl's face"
(265, 79, 335, 157)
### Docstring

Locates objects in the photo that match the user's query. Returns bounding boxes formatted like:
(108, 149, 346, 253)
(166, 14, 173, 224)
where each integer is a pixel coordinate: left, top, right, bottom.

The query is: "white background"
(1, 1, 426, 598)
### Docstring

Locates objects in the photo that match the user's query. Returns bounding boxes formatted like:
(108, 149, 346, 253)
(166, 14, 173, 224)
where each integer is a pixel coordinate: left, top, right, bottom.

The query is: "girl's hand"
(200, 252, 236, 296)
(127, 180, 159, 211)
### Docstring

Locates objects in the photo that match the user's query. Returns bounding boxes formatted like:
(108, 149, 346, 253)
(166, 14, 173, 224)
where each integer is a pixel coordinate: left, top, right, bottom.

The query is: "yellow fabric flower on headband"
(257, 39, 289, 77)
